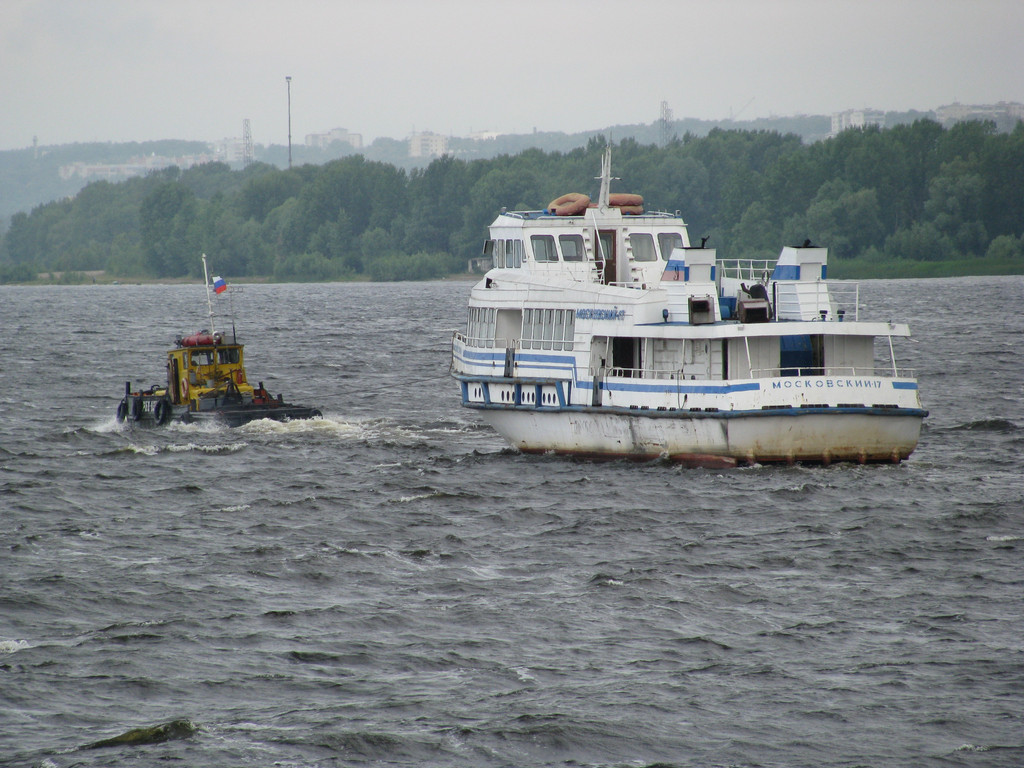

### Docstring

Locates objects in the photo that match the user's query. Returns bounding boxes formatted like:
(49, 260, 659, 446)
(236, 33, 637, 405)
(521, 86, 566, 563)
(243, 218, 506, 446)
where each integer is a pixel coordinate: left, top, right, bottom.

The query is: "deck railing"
(590, 365, 917, 381)
(773, 281, 861, 321)
(749, 366, 916, 379)
(718, 259, 776, 283)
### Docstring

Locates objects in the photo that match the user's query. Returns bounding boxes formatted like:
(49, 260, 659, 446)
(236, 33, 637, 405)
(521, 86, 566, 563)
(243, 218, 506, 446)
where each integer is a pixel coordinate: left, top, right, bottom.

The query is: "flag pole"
(201, 253, 216, 338)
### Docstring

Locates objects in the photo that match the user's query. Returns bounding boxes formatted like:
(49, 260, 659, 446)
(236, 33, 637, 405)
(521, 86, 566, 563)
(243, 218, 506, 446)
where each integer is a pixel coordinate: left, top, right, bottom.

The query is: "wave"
(943, 418, 1020, 433)
(0, 639, 30, 654)
(101, 441, 248, 456)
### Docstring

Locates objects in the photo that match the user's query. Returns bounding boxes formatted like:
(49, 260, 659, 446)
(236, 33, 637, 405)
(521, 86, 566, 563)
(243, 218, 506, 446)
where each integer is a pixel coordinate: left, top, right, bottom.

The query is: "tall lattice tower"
(659, 101, 674, 147)
(242, 119, 254, 168)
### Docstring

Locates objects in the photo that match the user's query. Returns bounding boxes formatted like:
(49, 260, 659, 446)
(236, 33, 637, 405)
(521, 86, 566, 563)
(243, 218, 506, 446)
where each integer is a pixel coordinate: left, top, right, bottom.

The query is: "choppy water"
(2, 277, 1023, 768)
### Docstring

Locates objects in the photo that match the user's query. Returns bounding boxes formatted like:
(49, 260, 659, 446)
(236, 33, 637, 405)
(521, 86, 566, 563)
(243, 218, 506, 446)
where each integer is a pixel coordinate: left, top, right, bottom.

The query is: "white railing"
(718, 259, 776, 282)
(749, 366, 916, 378)
(587, 365, 917, 381)
(458, 333, 522, 349)
(595, 366, 687, 380)
(772, 280, 861, 321)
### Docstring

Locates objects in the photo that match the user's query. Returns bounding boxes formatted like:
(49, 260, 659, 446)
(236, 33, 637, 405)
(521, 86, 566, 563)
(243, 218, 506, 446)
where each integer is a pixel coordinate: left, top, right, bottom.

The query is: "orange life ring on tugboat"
(547, 193, 591, 216)
(234, 369, 244, 385)
(181, 333, 215, 347)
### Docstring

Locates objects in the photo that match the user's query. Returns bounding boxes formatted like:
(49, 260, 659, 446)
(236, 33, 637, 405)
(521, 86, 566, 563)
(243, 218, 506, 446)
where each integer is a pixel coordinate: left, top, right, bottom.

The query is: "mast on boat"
(596, 146, 613, 208)
(201, 253, 216, 338)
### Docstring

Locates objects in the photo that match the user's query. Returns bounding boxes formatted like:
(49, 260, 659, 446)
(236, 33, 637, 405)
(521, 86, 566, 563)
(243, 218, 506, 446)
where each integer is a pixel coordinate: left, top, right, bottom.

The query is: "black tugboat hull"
(201, 404, 323, 427)
(116, 395, 322, 428)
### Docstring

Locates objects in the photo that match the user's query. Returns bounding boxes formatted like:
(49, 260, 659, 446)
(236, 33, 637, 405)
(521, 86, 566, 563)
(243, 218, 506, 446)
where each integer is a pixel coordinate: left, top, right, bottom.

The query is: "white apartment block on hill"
(305, 128, 363, 150)
(408, 131, 448, 158)
(830, 109, 885, 137)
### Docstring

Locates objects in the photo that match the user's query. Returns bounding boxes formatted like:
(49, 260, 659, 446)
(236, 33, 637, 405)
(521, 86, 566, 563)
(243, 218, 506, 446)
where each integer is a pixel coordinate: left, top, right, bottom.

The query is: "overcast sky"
(2, 0, 1022, 151)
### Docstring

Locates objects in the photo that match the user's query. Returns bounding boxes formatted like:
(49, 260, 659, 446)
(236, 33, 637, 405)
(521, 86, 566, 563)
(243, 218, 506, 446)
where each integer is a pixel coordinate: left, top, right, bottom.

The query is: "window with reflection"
(658, 232, 684, 261)
(559, 234, 586, 262)
(630, 233, 657, 262)
(531, 235, 558, 262)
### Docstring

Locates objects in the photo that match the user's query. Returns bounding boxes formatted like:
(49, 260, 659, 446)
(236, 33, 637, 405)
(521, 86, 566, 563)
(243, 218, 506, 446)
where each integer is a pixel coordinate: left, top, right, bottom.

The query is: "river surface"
(1, 277, 1023, 768)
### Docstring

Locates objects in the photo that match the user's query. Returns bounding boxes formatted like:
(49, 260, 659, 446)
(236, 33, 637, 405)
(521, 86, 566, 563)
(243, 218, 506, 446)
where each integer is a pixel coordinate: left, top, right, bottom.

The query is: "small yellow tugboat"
(116, 256, 322, 427)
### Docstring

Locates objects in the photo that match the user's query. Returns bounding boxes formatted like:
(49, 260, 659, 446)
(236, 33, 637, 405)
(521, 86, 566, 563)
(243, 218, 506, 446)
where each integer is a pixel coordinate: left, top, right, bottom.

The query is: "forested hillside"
(2, 120, 1022, 283)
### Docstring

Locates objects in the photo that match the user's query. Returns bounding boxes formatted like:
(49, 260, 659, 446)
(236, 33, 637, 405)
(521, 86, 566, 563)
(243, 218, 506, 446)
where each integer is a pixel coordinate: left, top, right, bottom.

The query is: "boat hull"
(117, 394, 321, 428)
(475, 406, 924, 466)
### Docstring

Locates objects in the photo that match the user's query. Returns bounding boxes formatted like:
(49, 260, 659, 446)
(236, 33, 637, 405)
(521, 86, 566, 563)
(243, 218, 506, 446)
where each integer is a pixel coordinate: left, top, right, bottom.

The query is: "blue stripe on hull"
(460, 401, 928, 419)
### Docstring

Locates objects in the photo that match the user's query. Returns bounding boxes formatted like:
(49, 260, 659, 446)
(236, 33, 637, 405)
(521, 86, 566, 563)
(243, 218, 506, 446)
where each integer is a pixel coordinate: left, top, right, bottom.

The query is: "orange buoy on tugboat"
(115, 255, 322, 427)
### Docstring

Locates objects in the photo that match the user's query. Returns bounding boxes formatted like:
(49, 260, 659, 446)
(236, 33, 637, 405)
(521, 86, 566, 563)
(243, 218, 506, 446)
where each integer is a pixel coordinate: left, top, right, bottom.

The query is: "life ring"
(547, 193, 590, 216)
(609, 192, 643, 208)
(234, 370, 244, 385)
(181, 333, 215, 347)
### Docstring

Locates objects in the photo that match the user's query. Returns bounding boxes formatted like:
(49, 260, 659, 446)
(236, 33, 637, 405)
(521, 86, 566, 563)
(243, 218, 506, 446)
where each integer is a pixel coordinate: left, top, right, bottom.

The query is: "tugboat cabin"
(167, 332, 253, 410)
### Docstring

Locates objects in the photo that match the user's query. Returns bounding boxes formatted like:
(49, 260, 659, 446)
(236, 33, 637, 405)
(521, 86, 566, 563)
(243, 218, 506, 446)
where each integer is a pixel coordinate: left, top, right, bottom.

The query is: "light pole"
(286, 75, 292, 169)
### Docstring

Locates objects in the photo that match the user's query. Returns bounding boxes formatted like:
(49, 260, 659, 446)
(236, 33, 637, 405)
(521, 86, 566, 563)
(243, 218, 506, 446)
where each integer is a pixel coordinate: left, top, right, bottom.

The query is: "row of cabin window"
(521, 308, 575, 351)
(488, 239, 524, 269)
(188, 348, 241, 367)
(467, 306, 497, 347)
(466, 306, 575, 351)
(488, 232, 685, 267)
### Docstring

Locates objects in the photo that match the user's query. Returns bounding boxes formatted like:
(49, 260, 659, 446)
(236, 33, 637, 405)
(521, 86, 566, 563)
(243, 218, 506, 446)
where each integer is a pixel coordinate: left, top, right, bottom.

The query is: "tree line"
(2, 119, 1023, 284)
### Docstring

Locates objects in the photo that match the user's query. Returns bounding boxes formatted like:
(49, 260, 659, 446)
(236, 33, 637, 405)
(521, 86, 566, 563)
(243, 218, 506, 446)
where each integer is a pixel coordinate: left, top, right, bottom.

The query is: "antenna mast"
(242, 118, 254, 168)
(596, 146, 616, 208)
(659, 101, 674, 147)
(201, 254, 216, 337)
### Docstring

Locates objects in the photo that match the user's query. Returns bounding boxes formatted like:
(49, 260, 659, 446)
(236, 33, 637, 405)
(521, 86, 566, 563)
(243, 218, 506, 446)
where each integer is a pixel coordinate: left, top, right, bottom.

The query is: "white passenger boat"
(450, 149, 927, 467)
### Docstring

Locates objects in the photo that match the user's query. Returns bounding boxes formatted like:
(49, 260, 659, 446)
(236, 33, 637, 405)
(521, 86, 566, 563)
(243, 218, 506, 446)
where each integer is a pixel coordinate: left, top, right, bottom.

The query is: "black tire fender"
(154, 398, 171, 425)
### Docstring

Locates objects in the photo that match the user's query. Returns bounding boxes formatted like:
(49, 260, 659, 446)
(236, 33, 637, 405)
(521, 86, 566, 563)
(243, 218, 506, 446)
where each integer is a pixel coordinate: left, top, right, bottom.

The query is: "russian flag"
(213, 276, 227, 294)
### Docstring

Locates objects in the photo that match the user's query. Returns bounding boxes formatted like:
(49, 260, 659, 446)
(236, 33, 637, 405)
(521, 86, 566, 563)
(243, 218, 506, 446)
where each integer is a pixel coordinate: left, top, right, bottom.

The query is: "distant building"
(830, 108, 885, 137)
(408, 131, 449, 158)
(212, 137, 248, 165)
(934, 101, 1024, 128)
(58, 153, 218, 181)
(305, 127, 363, 150)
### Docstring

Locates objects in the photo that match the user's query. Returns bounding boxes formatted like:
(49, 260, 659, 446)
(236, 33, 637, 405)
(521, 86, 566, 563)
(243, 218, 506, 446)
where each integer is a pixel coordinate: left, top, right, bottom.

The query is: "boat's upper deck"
(485, 206, 691, 289)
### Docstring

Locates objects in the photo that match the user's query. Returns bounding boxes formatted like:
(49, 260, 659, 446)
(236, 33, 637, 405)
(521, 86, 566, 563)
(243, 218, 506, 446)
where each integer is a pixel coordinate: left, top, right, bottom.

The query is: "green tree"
(139, 182, 198, 276)
(801, 181, 884, 258)
(986, 233, 1024, 261)
(924, 159, 988, 255)
(884, 221, 954, 261)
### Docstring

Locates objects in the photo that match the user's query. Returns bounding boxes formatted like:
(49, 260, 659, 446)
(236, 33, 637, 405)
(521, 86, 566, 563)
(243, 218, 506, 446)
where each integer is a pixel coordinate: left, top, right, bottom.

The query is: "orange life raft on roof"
(547, 193, 590, 216)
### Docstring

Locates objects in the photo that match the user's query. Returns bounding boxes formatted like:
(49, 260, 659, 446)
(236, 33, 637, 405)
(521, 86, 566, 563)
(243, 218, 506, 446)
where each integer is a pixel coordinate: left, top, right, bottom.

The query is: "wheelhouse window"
(658, 232, 683, 261)
(495, 239, 505, 268)
(559, 234, 586, 262)
(531, 235, 558, 262)
(512, 239, 523, 268)
(629, 233, 657, 262)
(217, 348, 240, 364)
